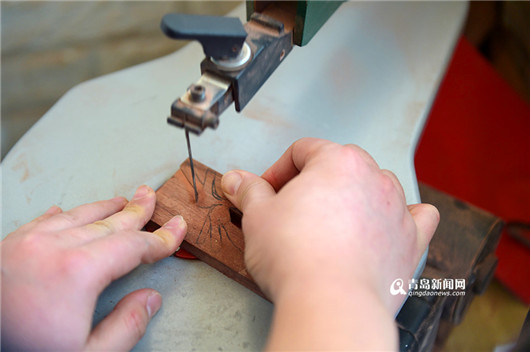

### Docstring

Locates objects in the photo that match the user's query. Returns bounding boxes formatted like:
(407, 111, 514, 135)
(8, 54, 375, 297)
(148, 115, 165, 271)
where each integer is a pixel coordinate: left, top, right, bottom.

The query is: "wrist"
(268, 258, 381, 305)
(268, 277, 397, 350)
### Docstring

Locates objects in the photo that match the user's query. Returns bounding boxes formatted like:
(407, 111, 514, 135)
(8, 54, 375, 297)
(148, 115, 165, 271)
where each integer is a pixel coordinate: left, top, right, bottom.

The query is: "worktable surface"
(2, 2, 467, 350)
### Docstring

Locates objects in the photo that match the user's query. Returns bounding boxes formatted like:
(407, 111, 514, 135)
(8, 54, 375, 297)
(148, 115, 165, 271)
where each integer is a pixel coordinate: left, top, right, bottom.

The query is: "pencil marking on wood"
(150, 159, 264, 299)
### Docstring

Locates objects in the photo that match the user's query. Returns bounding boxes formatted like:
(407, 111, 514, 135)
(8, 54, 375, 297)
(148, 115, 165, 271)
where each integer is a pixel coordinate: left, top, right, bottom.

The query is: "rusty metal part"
(167, 73, 232, 135)
(167, 12, 294, 135)
(247, 1, 342, 47)
(189, 84, 206, 103)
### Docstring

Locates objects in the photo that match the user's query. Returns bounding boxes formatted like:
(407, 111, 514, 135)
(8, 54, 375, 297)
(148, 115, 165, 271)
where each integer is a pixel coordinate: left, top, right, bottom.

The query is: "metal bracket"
(166, 13, 294, 135)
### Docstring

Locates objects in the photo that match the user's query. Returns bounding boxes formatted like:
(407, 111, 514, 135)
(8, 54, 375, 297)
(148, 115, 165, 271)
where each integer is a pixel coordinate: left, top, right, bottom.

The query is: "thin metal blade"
(185, 128, 199, 202)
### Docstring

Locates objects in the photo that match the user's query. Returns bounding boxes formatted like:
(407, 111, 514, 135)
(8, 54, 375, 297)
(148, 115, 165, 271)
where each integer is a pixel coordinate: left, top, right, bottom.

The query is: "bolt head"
(189, 84, 205, 102)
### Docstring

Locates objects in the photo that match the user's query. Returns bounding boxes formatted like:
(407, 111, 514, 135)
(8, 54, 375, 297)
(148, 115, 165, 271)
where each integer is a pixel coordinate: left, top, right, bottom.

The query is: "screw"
(189, 84, 205, 102)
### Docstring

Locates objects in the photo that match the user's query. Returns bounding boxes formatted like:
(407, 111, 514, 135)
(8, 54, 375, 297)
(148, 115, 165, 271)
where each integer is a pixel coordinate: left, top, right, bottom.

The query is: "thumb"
(85, 289, 162, 351)
(221, 170, 276, 212)
(408, 203, 440, 256)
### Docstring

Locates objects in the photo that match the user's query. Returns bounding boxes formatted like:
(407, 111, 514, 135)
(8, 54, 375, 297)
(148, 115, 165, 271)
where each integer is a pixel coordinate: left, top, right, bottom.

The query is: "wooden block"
(419, 183, 503, 325)
(148, 159, 265, 299)
(395, 183, 503, 351)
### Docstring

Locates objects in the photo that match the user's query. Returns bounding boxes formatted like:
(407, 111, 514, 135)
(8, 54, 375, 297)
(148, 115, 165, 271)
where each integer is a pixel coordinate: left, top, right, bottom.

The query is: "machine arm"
(162, 1, 341, 135)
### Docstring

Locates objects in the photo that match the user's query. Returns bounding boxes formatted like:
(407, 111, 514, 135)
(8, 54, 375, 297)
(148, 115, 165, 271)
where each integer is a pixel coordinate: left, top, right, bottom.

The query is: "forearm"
(266, 282, 398, 351)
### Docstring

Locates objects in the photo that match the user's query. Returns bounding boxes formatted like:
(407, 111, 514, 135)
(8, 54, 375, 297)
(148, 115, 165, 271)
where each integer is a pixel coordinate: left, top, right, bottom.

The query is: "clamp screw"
(189, 84, 205, 102)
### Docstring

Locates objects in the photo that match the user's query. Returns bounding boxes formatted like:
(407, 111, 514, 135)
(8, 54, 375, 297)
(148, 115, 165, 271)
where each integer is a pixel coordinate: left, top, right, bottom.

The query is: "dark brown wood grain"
(148, 159, 265, 299)
(397, 183, 503, 351)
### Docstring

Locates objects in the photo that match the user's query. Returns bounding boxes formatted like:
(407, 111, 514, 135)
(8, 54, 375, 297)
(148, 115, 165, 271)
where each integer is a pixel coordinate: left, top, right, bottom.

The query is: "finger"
(380, 169, 406, 202)
(86, 289, 162, 352)
(86, 215, 187, 289)
(37, 197, 128, 232)
(261, 137, 332, 191)
(84, 185, 156, 236)
(221, 170, 276, 212)
(408, 203, 440, 256)
(13, 205, 63, 234)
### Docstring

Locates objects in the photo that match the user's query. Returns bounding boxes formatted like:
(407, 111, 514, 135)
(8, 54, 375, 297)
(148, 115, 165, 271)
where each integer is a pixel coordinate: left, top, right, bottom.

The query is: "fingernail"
(164, 215, 187, 231)
(146, 291, 162, 318)
(222, 171, 242, 196)
(133, 185, 151, 200)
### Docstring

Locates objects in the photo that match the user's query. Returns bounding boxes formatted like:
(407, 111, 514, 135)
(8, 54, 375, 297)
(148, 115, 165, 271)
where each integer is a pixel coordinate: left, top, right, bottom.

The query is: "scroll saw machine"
(1, 2, 468, 350)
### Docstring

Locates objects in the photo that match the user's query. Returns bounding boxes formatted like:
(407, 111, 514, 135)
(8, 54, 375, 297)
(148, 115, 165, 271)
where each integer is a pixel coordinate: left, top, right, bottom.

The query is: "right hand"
(221, 138, 439, 349)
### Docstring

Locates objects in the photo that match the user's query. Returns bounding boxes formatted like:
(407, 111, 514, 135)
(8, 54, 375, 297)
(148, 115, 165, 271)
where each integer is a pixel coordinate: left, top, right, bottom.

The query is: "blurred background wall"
(1, 1, 240, 159)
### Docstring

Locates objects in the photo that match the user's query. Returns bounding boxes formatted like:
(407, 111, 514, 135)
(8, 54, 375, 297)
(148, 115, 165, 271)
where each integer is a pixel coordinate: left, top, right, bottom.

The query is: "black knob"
(161, 13, 247, 60)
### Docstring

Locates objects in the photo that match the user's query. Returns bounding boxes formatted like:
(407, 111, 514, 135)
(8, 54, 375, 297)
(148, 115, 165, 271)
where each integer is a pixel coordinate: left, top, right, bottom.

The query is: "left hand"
(1, 185, 187, 351)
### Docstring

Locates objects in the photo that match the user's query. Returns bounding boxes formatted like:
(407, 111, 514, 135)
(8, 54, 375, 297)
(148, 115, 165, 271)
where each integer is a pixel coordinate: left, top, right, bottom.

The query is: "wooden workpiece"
(148, 159, 264, 299)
